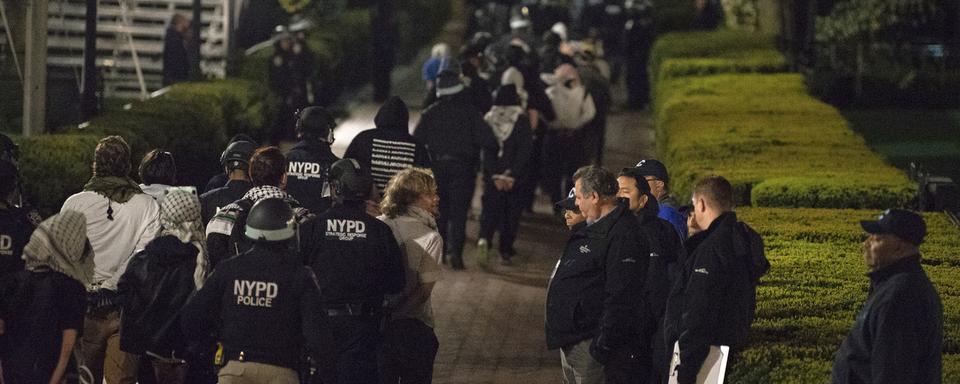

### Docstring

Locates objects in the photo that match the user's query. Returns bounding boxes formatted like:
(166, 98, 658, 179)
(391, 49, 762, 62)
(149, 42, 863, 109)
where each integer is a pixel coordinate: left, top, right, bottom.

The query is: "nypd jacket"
(832, 256, 943, 384)
(285, 140, 340, 215)
(118, 235, 198, 356)
(199, 179, 253, 224)
(0, 205, 36, 276)
(545, 204, 649, 353)
(667, 212, 768, 384)
(181, 244, 325, 368)
(301, 203, 405, 306)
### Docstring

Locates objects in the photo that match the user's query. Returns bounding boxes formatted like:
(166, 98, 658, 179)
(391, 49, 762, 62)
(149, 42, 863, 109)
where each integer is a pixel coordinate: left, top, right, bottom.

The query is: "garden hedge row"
(650, 31, 915, 209)
(17, 80, 273, 216)
(730, 207, 959, 382)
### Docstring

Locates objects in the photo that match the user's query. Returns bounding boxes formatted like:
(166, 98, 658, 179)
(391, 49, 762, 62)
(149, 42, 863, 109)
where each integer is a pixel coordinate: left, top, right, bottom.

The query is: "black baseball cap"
(555, 187, 578, 211)
(630, 159, 669, 184)
(619, 167, 653, 194)
(860, 209, 927, 246)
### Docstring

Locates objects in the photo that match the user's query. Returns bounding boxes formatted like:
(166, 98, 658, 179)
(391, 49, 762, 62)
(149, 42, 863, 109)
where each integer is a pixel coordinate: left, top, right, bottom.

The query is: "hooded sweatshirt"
(345, 97, 432, 191)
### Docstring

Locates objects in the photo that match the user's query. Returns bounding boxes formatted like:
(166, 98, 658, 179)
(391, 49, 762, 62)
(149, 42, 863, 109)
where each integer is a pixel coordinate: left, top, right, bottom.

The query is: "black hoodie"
(345, 97, 431, 191)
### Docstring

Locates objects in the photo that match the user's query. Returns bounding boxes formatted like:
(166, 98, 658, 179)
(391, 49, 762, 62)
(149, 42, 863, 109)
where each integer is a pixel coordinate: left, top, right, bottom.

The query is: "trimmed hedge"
(730, 207, 960, 382)
(17, 79, 273, 216)
(650, 30, 786, 84)
(655, 73, 914, 208)
(650, 30, 915, 208)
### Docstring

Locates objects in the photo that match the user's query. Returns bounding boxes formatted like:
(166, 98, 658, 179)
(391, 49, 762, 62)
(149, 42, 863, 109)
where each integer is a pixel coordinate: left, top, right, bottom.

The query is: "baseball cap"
(630, 159, 669, 184)
(554, 187, 578, 211)
(860, 209, 927, 246)
(619, 167, 653, 194)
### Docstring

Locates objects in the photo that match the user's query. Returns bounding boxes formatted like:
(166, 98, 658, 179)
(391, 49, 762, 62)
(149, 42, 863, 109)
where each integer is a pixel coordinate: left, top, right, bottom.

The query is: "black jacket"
(666, 212, 768, 384)
(162, 27, 189, 86)
(481, 111, 534, 182)
(181, 243, 324, 369)
(832, 256, 943, 384)
(118, 235, 198, 355)
(203, 173, 229, 194)
(414, 93, 486, 166)
(285, 140, 340, 215)
(636, 210, 685, 327)
(0, 269, 86, 383)
(545, 204, 649, 354)
(423, 73, 493, 115)
(344, 98, 431, 192)
(301, 203, 405, 305)
(200, 179, 253, 224)
(0, 205, 35, 277)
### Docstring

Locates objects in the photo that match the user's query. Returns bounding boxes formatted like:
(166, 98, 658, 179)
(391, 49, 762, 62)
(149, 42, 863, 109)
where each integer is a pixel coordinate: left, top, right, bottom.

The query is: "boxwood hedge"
(649, 30, 915, 208)
(731, 207, 960, 382)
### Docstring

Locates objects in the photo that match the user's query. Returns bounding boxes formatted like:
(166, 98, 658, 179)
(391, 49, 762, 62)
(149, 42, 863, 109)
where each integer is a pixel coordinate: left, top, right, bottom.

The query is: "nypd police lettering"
(0, 234, 11, 256)
(325, 219, 368, 241)
(287, 161, 323, 180)
(234, 279, 279, 308)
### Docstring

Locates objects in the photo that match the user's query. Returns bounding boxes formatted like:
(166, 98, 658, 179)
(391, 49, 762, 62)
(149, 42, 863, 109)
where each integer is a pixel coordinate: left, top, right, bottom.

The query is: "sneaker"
(476, 238, 490, 267)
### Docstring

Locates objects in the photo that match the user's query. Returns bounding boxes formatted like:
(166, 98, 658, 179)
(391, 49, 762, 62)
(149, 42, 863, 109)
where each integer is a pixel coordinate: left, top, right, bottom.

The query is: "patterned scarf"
(22, 210, 95, 286)
(83, 176, 143, 203)
(159, 190, 208, 288)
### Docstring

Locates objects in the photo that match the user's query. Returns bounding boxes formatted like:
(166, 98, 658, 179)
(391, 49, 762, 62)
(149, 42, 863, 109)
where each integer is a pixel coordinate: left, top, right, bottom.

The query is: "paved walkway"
(333, 71, 655, 382)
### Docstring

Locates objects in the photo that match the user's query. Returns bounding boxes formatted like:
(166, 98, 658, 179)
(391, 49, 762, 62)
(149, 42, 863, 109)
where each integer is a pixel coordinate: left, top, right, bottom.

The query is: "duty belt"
(321, 303, 380, 317)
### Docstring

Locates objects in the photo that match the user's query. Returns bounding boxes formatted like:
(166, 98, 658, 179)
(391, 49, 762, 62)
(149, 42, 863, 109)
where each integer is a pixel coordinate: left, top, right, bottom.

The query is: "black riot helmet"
(328, 158, 373, 202)
(220, 140, 258, 172)
(245, 198, 297, 242)
(296, 106, 336, 143)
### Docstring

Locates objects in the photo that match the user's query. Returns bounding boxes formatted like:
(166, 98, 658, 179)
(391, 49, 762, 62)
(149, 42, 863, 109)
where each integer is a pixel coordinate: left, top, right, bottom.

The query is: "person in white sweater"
(541, 63, 597, 208)
(377, 168, 444, 383)
(60, 135, 160, 384)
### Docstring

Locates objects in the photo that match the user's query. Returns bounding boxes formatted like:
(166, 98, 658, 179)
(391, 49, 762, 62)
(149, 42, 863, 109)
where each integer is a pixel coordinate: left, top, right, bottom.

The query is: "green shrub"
(18, 134, 100, 216)
(729, 207, 960, 382)
(654, 73, 915, 208)
(652, 0, 697, 33)
(650, 30, 784, 84)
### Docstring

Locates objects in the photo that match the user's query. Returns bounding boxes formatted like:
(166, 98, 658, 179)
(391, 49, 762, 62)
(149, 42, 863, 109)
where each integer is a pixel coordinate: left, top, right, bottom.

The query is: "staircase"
(3, 0, 231, 99)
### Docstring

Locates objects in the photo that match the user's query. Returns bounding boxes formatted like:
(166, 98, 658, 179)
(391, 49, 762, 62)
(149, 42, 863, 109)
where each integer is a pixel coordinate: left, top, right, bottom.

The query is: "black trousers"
(433, 160, 477, 267)
(317, 316, 382, 384)
(478, 179, 523, 258)
(379, 318, 439, 384)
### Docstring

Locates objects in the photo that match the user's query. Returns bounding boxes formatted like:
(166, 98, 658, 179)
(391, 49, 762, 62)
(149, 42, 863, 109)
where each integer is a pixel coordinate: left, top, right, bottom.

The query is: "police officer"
(286, 107, 341, 215)
(200, 139, 257, 223)
(203, 134, 258, 193)
(0, 134, 40, 277)
(301, 159, 405, 384)
(183, 198, 324, 384)
(623, 0, 655, 109)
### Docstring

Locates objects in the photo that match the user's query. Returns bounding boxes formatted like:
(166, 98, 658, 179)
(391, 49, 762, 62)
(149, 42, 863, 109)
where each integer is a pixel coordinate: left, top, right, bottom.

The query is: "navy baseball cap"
(860, 209, 927, 246)
(555, 187, 578, 211)
(631, 159, 669, 184)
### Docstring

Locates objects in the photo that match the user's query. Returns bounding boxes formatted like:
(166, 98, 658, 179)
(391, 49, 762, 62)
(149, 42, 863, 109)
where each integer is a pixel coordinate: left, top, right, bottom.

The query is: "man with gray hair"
(546, 165, 651, 383)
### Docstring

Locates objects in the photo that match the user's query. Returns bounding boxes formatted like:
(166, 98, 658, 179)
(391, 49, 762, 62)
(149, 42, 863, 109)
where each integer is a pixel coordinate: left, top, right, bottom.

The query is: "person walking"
(61, 135, 161, 384)
(477, 84, 533, 265)
(182, 198, 325, 384)
(138, 149, 177, 204)
(301, 159, 405, 384)
(200, 139, 257, 224)
(206, 147, 312, 268)
(344, 97, 431, 193)
(664, 176, 768, 384)
(0, 149, 37, 277)
(832, 209, 943, 384)
(118, 190, 208, 384)
(542, 64, 596, 207)
(545, 166, 650, 383)
(285, 107, 341, 215)
(414, 69, 487, 270)
(162, 14, 191, 86)
(377, 167, 444, 384)
(0, 211, 93, 384)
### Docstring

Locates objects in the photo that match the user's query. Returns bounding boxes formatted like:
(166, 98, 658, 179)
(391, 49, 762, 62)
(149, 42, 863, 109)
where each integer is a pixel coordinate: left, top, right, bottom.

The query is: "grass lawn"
(843, 109, 960, 184)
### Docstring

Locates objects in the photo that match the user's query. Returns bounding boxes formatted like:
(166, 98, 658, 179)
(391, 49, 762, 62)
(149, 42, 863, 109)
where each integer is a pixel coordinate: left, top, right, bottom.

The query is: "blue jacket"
(658, 198, 687, 241)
